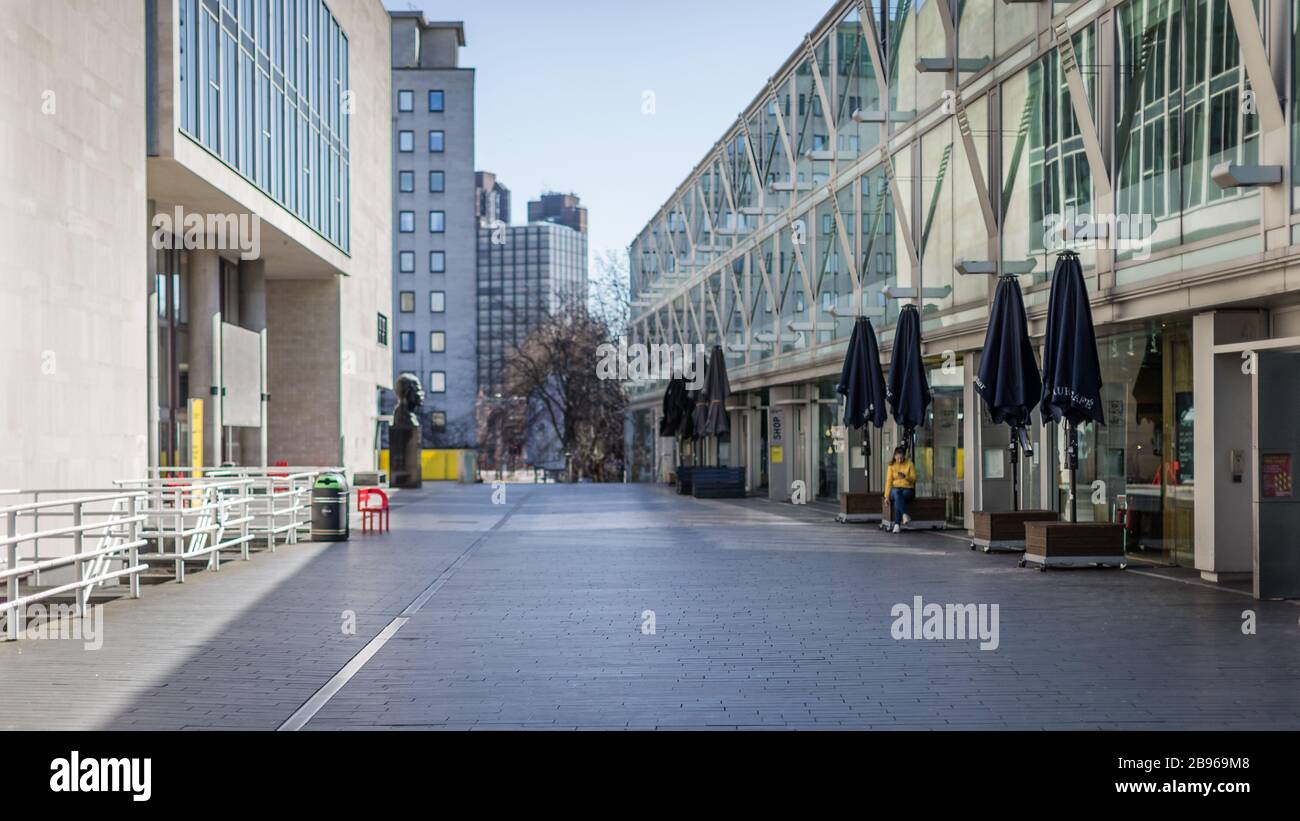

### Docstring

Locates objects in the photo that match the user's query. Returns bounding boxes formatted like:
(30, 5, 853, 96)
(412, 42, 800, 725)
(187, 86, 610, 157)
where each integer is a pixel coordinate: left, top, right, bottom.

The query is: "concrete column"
(1193, 310, 1269, 581)
(238, 259, 266, 465)
(188, 249, 221, 467)
(962, 350, 980, 531)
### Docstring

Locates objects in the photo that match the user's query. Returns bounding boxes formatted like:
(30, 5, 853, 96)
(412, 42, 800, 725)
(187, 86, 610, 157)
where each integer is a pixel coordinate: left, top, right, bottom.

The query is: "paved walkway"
(2, 483, 1298, 730)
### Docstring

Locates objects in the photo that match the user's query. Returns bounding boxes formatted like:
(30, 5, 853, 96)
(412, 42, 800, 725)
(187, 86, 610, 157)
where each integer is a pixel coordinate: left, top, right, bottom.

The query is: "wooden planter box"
(880, 496, 948, 530)
(836, 492, 882, 523)
(969, 510, 1058, 553)
(1020, 522, 1126, 570)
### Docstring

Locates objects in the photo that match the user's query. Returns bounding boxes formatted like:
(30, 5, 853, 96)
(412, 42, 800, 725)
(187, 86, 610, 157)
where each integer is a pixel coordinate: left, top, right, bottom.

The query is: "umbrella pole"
(1067, 421, 1079, 522)
(1009, 432, 1020, 513)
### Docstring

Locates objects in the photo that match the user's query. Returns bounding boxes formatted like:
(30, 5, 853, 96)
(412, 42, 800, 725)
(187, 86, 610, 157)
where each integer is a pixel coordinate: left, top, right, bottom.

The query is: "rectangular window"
(398, 130, 413, 152)
(428, 411, 447, 431)
(428, 89, 444, 111)
(429, 170, 445, 192)
(429, 251, 446, 272)
(428, 371, 446, 393)
(377, 313, 388, 346)
(399, 291, 415, 312)
(397, 89, 413, 112)
(399, 331, 415, 353)
(430, 291, 445, 312)
(428, 130, 444, 152)
(399, 251, 415, 272)
(398, 170, 414, 192)
(399, 211, 414, 232)
(429, 331, 445, 352)
(429, 211, 445, 233)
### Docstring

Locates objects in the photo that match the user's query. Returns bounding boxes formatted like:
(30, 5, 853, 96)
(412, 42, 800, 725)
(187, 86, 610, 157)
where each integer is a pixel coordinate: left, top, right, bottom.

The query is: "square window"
(397, 90, 413, 112)
(399, 331, 415, 353)
(429, 211, 445, 233)
(429, 331, 445, 352)
(399, 251, 415, 272)
(398, 211, 414, 233)
(429, 170, 444, 192)
(428, 130, 444, 152)
(377, 313, 389, 346)
(399, 170, 414, 192)
(398, 130, 413, 152)
(428, 90, 444, 112)
(399, 291, 415, 312)
(430, 291, 446, 312)
(429, 251, 446, 272)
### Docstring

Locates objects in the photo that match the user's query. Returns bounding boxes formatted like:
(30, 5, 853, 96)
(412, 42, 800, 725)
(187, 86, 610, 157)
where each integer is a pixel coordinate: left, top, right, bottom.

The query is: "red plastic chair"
(357, 488, 390, 533)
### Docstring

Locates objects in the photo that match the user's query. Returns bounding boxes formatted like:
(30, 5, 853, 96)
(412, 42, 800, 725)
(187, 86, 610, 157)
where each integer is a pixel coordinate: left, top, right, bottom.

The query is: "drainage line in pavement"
(278, 492, 528, 731)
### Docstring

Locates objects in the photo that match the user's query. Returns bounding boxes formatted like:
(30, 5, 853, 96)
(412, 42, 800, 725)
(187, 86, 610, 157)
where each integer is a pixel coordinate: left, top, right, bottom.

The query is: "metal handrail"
(1, 491, 147, 641)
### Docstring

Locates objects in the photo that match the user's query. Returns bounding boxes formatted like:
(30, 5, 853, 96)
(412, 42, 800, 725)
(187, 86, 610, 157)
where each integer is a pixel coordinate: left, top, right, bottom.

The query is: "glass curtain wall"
(178, 0, 350, 250)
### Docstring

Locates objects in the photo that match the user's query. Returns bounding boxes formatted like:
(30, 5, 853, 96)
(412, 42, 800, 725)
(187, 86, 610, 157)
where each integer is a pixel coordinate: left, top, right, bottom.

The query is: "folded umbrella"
(837, 316, 888, 488)
(701, 345, 731, 440)
(1039, 251, 1105, 520)
(975, 275, 1042, 510)
(886, 303, 931, 457)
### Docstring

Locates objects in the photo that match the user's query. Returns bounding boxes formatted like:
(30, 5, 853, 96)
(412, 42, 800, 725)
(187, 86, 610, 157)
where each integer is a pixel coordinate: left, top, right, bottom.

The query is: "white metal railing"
(141, 466, 339, 550)
(113, 477, 257, 582)
(0, 491, 148, 641)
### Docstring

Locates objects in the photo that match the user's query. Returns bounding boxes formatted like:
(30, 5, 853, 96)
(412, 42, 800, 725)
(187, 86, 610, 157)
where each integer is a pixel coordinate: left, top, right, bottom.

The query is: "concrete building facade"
(0, 0, 394, 488)
(627, 0, 1300, 598)
(389, 13, 476, 448)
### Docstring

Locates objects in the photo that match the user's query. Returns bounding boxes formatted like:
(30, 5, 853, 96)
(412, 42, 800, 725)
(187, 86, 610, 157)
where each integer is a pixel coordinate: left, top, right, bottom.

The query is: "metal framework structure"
(627, 0, 1297, 404)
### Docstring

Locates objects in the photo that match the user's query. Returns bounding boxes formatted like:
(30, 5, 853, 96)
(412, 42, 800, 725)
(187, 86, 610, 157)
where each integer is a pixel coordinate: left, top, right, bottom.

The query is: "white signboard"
(221, 323, 262, 428)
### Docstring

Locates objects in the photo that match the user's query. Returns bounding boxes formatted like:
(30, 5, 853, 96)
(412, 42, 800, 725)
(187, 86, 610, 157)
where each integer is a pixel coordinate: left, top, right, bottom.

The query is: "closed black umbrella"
(836, 316, 888, 486)
(1039, 251, 1105, 521)
(975, 275, 1042, 510)
(886, 303, 931, 457)
(701, 345, 731, 440)
(659, 376, 687, 436)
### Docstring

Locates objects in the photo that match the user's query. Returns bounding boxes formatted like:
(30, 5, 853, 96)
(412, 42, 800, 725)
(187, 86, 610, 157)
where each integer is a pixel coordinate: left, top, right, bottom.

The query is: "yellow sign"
(189, 398, 204, 477)
(770, 445, 784, 464)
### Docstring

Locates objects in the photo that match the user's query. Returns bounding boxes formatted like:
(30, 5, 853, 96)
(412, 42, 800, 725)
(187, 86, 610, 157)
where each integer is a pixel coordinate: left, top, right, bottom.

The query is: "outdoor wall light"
(1001, 260, 1038, 275)
(1211, 162, 1282, 189)
(826, 305, 886, 319)
(915, 57, 991, 73)
(850, 109, 913, 124)
(953, 259, 998, 276)
(882, 284, 952, 300)
(786, 320, 837, 332)
(752, 331, 778, 343)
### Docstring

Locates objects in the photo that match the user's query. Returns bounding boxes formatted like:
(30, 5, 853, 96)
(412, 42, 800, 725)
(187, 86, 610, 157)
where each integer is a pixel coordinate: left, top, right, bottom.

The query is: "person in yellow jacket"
(883, 446, 917, 534)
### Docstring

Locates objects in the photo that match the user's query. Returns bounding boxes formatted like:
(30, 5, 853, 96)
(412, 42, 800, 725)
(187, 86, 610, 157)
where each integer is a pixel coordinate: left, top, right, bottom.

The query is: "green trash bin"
(311, 473, 349, 541)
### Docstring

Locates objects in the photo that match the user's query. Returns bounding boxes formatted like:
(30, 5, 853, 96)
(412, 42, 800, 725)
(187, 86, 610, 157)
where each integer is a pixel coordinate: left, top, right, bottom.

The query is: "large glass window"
(1065, 321, 1194, 566)
(178, 0, 350, 250)
(1113, 0, 1261, 275)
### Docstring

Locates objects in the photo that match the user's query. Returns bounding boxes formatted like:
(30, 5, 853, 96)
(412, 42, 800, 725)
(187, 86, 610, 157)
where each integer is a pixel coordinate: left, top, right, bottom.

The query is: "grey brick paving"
(2, 483, 1298, 730)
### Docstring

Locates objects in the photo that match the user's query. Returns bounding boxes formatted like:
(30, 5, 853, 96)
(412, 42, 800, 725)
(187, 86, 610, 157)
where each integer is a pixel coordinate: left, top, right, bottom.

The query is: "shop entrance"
(1254, 350, 1300, 598)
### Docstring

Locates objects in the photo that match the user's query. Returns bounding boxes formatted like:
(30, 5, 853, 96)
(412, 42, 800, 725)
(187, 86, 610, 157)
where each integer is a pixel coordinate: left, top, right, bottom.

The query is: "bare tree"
(504, 289, 628, 482)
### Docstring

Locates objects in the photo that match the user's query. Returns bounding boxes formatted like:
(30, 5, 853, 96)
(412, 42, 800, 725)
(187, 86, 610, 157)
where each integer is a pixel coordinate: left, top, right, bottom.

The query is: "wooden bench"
(1019, 522, 1126, 570)
(880, 496, 948, 530)
(969, 510, 1058, 553)
(691, 467, 746, 499)
(674, 466, 694, 495)
(836, 492, 882, 523)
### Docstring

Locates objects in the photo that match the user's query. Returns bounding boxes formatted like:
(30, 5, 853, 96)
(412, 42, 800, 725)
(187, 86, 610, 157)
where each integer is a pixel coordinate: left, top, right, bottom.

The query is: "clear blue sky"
(384, 0, 832, 265)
